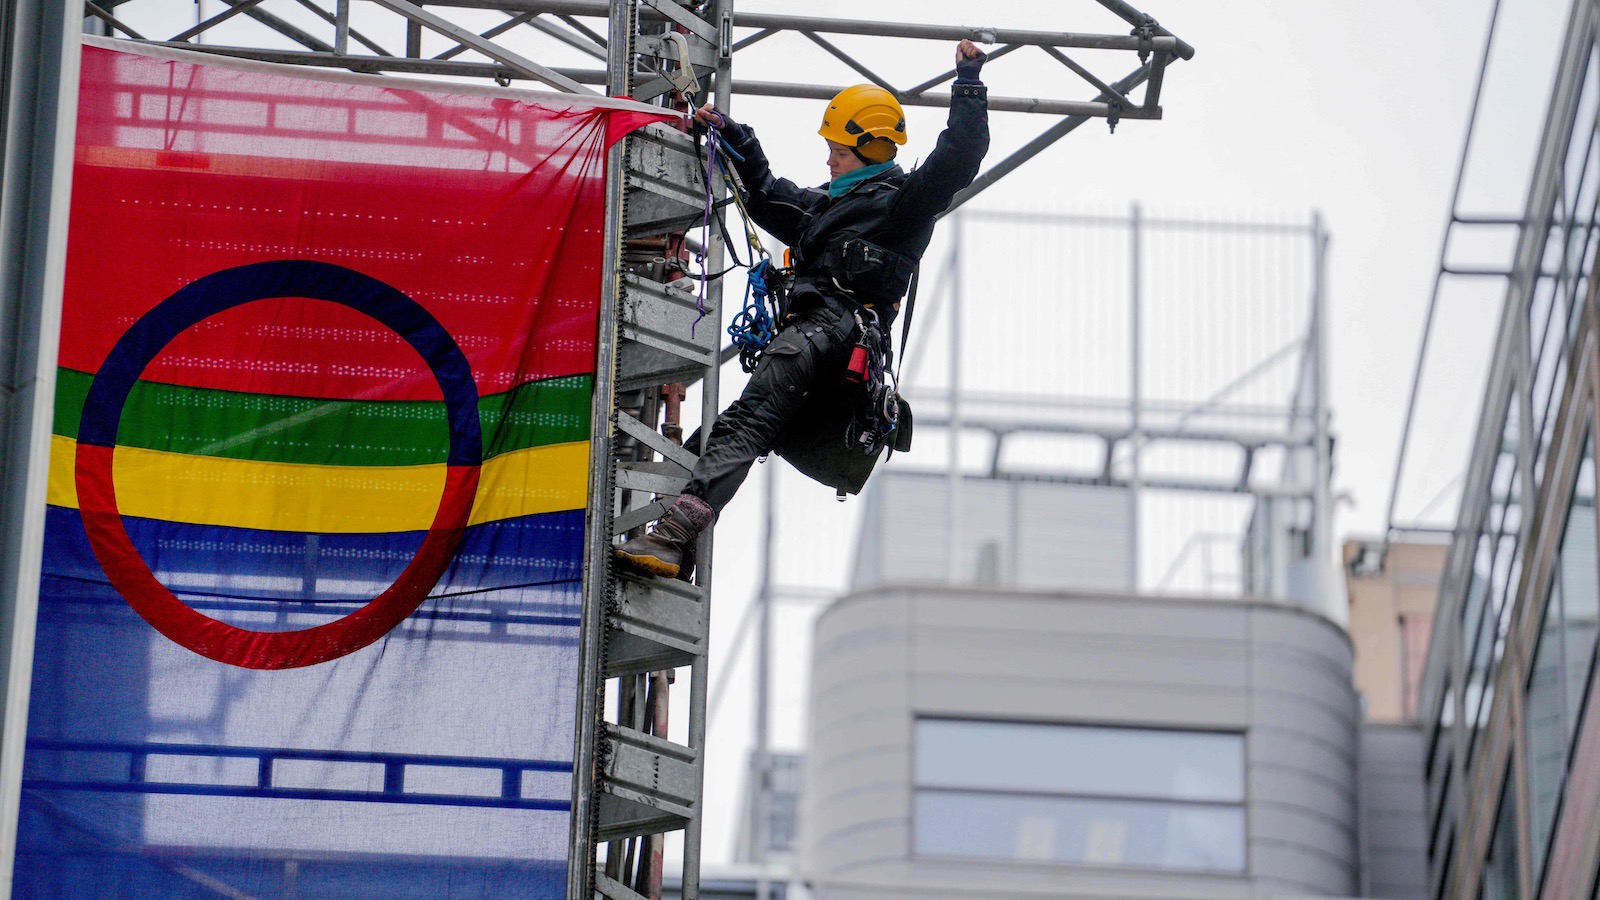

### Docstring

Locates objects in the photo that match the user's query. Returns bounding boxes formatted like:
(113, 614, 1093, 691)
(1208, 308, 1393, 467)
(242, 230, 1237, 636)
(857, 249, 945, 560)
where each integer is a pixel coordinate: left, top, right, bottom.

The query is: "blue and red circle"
(75, 260, 481, 669)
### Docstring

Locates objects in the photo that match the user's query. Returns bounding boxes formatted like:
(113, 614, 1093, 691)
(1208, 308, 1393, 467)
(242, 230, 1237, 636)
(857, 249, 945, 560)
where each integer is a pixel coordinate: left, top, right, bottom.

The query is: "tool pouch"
(772, 389, 881, 496)
(774, 307, 910, 497)
(893, 395, 913, 453)
(773, 390, 910, 497)
(837, 238, 917, 306)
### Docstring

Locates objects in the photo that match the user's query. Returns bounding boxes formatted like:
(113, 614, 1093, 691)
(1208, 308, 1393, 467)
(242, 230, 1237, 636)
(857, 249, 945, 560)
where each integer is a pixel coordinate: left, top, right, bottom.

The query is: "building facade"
(1412, 0, 1600, 897)
(1345, 539, 1446, 725)
(800, 580, 1427, 899)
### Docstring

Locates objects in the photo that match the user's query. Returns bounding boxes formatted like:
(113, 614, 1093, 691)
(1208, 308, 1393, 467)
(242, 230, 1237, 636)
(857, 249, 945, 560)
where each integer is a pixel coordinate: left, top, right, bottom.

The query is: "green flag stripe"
(53, 367, 591, 467)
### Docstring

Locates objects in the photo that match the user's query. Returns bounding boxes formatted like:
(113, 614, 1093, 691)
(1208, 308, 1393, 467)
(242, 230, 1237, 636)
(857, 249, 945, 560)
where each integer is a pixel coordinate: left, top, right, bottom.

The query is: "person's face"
(826, 140, 866, 180)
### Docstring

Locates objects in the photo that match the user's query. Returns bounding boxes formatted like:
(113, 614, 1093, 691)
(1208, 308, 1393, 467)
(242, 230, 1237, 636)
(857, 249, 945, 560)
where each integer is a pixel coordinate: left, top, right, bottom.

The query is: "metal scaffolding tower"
(2, 2, 1193, 897)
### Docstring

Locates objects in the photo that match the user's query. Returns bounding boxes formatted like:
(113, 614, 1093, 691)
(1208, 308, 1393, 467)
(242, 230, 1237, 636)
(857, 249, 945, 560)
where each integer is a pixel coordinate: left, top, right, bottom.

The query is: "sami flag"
(18, 38, 670, 898)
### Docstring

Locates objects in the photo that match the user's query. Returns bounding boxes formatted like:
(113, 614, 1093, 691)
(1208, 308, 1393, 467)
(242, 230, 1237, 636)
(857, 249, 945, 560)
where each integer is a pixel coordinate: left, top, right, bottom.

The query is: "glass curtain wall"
(1482, 783, 1519, 900)
(1417, 4, 1600, 898)
(1526, 432, 1597, 886)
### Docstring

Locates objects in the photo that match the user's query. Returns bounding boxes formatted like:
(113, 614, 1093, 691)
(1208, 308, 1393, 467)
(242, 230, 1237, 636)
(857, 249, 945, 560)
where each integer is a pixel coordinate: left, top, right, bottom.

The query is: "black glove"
(955, 50, 986, 84)
(714, 116, 750, 146)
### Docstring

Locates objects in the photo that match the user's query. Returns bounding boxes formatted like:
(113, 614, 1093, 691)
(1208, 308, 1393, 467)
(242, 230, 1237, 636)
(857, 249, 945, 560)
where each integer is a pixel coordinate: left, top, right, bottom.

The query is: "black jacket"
(718, 82, 989, 325)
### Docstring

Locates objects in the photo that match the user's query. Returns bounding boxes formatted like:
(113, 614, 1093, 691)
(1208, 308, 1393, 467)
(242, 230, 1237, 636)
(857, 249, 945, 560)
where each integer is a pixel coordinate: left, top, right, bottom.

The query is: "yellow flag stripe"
(48, 434, 589, 533)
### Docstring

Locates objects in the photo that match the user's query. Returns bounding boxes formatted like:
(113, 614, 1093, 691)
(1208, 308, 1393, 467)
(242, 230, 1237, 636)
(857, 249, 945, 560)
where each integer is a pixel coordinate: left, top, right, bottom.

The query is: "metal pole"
(753, 461, 774, 900)
(568, 2, 635, 893)
(335, 0, 350, 55)
(0, 0, 84, 889)
(716, 79, 1151, 118)
(1310, 213, 1334, 621)
(644, 669, 670, 899)
(1129, 203, 1142, 592)
(418, 2, 1194, 57)
(943, 66, 1154, 216)
(1382, 0, 1504, 542)
(947, 212, 964, 581)
(1092, 0, 1197, 58)
(682, 3, 735, 892)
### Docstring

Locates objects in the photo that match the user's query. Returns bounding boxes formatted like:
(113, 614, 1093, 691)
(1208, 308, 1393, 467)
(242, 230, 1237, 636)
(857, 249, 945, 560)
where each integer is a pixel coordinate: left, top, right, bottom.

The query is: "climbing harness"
(843, 308, 901, 457)
(691, 110, 917, 498)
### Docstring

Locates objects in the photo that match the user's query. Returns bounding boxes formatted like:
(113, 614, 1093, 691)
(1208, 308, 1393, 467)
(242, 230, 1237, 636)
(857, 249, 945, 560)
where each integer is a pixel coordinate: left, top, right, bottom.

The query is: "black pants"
(683, 313, 851, 514)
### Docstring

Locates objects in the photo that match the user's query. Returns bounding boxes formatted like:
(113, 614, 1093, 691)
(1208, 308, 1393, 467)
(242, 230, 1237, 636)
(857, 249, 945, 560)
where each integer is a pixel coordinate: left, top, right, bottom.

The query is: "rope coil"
(728, 258, 780, 373)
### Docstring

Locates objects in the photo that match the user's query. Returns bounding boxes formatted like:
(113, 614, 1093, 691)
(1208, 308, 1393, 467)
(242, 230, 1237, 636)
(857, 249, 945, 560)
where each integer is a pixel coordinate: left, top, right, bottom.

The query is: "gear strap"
(895, 263, 918, 384)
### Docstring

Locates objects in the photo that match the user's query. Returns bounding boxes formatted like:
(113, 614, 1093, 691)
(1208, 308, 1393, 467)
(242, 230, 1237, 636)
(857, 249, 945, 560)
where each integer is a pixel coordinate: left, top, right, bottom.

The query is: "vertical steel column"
(0, 0, 83, 889)
(946, 211, 964, 581)
(682, 7, 735, 895)
(591, 1, 733, 895)
(1128, 202, 1142, 591)
(570, 3, 638, 895)
(753, 461, 774, 900)
(1310, 212, 1334, 621)
(334, 0, 350, 55)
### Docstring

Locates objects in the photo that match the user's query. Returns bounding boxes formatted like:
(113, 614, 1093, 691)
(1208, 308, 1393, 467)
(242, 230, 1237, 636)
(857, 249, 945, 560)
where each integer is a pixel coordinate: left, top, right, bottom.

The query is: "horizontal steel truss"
(92, 0, 1192, 211)
(909, 400, 1320, 499)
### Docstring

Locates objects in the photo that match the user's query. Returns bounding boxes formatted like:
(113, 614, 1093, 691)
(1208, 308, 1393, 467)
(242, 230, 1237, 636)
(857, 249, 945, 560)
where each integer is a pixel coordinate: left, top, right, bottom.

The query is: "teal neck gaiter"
(828, 161, 897, 198)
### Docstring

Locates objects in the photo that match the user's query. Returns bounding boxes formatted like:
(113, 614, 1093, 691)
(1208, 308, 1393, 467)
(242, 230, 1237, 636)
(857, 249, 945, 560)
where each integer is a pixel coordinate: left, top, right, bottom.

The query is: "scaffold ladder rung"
(605, 574, 706, 677)
(595, 873, 651, 900)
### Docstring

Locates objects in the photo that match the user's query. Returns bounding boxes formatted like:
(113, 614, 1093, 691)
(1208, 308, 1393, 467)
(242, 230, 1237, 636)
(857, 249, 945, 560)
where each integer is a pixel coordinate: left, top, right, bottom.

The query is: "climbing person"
(614, 39, 991, 579)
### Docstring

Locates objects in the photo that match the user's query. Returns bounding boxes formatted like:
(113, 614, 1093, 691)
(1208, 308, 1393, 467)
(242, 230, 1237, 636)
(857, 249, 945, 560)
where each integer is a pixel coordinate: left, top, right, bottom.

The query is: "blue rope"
(728, 258, 778, 372)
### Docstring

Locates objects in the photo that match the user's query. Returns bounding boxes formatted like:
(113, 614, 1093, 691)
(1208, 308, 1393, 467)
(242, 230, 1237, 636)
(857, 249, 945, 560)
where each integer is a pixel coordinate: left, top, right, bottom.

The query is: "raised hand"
(955, 39, 987, 80)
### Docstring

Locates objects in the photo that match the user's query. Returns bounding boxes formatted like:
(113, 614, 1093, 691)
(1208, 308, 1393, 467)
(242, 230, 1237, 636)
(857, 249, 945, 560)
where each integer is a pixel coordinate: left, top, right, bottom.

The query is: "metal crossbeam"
(370, 0, 594, 92)
(106, 1, 1191, 218)
(168, 0, 266, 44)
(84, 2, 148, 39)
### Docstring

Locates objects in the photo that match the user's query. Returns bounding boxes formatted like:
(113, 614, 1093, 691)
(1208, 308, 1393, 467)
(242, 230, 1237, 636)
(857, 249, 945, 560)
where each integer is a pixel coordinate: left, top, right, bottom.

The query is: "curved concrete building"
(801, 585, 1362, 899)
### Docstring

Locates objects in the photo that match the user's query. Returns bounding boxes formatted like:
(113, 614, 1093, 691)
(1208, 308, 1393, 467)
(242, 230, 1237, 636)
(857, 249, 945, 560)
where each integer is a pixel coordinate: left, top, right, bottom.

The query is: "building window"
(1426, 682, 1455, 782)
(912, 719, 1244, 873)
(1482, 780, 1519, 900)
(1528, 592, 1566, 877)
(1429, 762, 1454, 864)
(1464, 540, 1499, 738)
(1525, 427, 1596, 884)
(1400, 611, 1435, 721)
(1463, 403, 1527, 767)
(1431, 825, 1455, 900)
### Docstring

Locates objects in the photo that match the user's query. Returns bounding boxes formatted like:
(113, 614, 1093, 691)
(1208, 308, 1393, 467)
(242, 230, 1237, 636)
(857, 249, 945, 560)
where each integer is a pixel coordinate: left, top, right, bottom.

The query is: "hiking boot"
(614, 495, 713, 579)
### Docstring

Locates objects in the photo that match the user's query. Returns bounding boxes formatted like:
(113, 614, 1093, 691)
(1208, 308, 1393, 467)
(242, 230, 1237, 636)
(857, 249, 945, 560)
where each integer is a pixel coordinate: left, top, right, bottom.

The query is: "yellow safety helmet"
(819, 85, 906, 163)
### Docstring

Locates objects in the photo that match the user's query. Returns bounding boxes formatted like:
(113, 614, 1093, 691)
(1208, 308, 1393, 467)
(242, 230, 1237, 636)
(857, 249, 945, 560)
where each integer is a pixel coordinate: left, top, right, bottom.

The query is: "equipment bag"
(773, 306, 912, 498)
